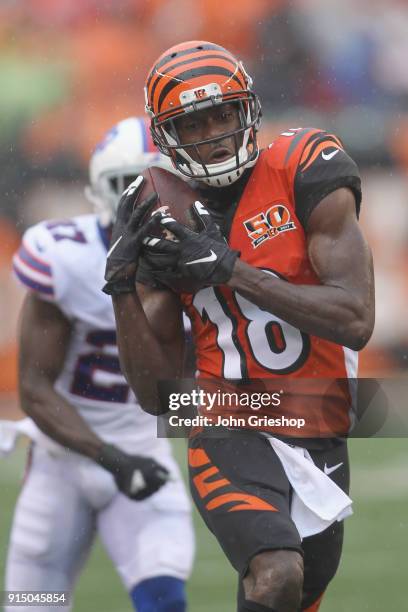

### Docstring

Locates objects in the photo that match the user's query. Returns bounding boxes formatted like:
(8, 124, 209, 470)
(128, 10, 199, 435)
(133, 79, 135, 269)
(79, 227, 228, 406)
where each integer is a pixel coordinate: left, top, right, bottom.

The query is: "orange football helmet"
(144, 40, 261, 187)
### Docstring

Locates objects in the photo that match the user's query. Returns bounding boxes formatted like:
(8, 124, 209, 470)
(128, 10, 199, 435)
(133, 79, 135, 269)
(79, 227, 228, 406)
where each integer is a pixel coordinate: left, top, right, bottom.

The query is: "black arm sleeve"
(294, 133, 362, 229)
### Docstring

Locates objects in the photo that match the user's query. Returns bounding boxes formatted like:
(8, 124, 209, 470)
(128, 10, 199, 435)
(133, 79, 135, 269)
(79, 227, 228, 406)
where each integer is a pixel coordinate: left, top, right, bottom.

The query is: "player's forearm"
(112, 293, 179, 414)
(20, 380, 103, 460)
(228, 260, 373, 350)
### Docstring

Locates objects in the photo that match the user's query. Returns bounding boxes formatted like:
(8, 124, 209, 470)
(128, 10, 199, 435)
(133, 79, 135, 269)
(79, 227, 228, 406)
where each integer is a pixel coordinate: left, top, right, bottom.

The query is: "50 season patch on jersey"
(243, 204, 296, 248)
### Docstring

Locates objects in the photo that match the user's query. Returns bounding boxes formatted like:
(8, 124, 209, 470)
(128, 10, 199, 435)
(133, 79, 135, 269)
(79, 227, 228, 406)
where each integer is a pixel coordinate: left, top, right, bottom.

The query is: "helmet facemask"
(150, 92, 261, 188)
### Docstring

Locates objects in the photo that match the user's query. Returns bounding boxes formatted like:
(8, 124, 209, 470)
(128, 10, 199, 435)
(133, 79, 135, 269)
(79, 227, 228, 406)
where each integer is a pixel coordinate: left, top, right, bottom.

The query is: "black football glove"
(96, 443, 169, 501)
(136, 250, 175, 291)
(103, 175, 158, 296)
(141, 201, 239, 292)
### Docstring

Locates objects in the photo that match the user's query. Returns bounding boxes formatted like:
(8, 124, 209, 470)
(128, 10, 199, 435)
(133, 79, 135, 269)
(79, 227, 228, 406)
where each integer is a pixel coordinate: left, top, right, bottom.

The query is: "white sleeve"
(12, 223, 62, 302)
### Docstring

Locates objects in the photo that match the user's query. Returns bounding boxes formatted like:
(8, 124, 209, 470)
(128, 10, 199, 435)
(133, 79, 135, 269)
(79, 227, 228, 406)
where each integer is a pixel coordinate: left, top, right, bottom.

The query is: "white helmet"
(86, 116, 173, 227)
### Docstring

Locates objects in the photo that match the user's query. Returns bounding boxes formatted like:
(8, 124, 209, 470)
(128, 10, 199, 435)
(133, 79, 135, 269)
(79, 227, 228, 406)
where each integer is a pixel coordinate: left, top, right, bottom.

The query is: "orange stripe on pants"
(303, 593, 324, 611)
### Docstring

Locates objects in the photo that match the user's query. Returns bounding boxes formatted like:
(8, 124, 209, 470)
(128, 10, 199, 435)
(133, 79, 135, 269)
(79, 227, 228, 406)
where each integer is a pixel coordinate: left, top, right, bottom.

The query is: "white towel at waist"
(265, 435, 353, 539)
(0, 418, 63, 456)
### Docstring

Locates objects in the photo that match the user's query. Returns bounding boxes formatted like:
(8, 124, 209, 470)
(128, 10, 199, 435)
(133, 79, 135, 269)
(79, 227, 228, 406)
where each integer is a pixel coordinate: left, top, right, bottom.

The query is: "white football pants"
(5, 444, 195, 612)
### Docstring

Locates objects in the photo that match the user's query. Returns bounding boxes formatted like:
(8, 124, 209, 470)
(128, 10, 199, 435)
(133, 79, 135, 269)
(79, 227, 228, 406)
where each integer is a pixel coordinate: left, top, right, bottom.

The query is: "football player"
(7, 117, 195, 612)
(104, 43, 375, 612)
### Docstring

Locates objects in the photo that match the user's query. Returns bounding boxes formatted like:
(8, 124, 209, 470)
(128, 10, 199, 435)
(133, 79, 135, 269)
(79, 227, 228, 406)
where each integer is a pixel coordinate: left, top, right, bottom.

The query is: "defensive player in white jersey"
(7, 117, 195, 612)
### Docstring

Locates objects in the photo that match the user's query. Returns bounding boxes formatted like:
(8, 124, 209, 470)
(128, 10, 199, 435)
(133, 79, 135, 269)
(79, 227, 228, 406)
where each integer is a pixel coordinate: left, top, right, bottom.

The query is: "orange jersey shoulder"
(265, 127, 344, 170)
(238, 126, 360, 234)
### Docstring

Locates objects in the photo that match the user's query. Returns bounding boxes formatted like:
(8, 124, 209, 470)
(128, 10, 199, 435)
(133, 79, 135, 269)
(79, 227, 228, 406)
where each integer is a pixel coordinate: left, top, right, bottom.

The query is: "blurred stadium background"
(0, 0, 407, 610)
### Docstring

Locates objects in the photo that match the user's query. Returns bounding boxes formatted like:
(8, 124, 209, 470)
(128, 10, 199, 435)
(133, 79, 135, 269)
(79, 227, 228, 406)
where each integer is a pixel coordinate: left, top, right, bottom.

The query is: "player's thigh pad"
(97, 468, 194, 590)
(188, 430, 302, 576)
(5, 445, 95, 597)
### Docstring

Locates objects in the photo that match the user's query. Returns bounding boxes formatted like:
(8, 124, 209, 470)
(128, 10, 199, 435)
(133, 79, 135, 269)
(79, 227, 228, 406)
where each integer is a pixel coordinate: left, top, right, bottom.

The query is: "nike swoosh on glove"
(97, 443, 169, 501)
(103, 175, 158, 295)
(141, 201, 240, 292)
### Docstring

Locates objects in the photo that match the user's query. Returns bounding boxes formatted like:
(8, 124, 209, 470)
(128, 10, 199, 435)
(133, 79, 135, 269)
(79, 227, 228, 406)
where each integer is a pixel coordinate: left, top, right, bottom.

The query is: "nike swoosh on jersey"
(321, 149, 340, 161)
(185, 250, 217, 266)
(323, 461, 343, 475)
(107, 235, 123, 258)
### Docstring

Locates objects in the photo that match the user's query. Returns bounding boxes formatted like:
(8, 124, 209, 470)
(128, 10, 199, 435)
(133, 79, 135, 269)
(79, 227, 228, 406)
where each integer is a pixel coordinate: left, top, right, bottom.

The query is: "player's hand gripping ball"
(103, 175, 159, 295)
(104, 167, 197, 294)
(143, 200, 240, 293)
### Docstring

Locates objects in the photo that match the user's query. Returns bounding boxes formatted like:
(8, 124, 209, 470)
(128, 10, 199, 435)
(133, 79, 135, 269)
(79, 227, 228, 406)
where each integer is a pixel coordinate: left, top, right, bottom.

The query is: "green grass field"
(1, 439, 407, 611)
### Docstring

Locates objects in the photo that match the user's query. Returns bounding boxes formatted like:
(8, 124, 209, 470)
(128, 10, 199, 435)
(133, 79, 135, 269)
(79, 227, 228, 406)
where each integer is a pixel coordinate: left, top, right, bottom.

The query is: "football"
(137, 166, 200, 237)
(137, 166, 205, 293)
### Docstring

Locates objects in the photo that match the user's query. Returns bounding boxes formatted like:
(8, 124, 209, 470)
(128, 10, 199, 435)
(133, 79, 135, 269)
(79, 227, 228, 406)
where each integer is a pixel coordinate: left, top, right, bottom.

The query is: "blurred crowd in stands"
(0, 0, 407, 396)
